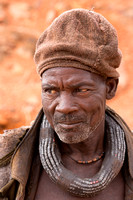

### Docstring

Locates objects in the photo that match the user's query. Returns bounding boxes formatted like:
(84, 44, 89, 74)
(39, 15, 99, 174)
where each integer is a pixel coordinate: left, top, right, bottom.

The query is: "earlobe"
(106, 78, 119, 100)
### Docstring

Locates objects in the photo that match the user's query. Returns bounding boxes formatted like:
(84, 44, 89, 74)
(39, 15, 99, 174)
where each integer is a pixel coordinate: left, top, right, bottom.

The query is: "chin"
(54, 123, 93, 144)
(56, 131, 91, 144)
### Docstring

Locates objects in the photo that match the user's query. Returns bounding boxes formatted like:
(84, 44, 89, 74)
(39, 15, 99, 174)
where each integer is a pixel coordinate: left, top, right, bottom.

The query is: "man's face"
(41, 67, 107, 144)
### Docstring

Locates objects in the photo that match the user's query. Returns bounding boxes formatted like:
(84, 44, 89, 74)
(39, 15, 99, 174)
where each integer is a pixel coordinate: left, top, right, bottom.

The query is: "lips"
(54, 113, 86, 130)
(57, 121, 82, 129)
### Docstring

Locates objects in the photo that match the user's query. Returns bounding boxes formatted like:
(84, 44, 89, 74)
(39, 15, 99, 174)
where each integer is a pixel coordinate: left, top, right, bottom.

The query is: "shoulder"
(0, 126, 30, 162)
(0, 126, 30, 190)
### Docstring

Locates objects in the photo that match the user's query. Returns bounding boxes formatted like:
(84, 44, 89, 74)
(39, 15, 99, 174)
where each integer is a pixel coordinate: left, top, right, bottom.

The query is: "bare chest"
(35, 170, 125, 200)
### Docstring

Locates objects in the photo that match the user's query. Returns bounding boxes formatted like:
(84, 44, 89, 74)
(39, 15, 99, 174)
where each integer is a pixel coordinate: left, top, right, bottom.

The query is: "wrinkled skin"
(35, 67, 124, 200)
(41, 67, 117, 144)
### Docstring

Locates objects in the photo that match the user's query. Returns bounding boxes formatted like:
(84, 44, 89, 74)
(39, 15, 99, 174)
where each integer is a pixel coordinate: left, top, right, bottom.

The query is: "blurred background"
(0, 0, 133, 133)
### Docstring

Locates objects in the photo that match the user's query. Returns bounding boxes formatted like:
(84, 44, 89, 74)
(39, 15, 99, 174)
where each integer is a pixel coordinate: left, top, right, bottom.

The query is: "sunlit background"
(0, 0, 133, 133)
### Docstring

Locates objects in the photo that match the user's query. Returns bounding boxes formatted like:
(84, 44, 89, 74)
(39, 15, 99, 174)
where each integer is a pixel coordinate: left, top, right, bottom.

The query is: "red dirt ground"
(0, 0, 133, 133)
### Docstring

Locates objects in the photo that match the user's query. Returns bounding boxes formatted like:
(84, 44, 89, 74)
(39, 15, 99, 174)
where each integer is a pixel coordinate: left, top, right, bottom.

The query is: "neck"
(60, 119, 105, 161)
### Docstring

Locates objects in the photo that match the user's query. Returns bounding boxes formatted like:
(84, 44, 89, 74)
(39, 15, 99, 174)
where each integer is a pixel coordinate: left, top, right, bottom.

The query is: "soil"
(0, 0, 133, 133)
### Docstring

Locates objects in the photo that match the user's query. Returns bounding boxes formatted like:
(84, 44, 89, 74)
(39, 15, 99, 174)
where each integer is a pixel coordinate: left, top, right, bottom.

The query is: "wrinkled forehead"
(41, 67, 106, 85)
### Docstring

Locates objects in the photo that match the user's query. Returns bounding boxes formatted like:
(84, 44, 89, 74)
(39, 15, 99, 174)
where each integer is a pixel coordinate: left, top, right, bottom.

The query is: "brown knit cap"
(34, 8, 122, 78)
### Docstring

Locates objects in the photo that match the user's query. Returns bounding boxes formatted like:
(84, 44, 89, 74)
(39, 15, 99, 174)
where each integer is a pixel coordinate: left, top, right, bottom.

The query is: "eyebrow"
(41, 81, 95, 88)
(68, 81, 95, 88)
(41, 84, 57, 88)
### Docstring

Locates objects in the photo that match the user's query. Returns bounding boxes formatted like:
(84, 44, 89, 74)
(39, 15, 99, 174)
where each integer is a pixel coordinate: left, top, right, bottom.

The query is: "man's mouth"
(54, 113, 86, 130)
(57, 121, 82, 129)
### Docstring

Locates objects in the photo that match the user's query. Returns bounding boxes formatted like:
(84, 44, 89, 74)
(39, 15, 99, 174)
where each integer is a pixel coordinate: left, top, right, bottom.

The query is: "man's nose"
(56, 92, 78, 114)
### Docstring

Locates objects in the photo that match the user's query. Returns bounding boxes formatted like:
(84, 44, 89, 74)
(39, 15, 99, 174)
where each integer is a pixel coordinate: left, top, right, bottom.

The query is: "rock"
(122, 7, 133, 18)
(0, 5, 6, 23)
(9, 63, 23, 75)
(46, 10, 56, 24)
(0, 115, 8, 128)
(8, 2, 31, 20)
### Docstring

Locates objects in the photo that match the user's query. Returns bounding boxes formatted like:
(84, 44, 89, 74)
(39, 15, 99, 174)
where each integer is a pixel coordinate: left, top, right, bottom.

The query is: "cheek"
(41, 94, 56, 127)
(42, 93, 54, 111)
(92, 95, 106, 111)
(83, 95, 106, 126)
(42, 106, 54, 128)
(82, 94, 105, 112)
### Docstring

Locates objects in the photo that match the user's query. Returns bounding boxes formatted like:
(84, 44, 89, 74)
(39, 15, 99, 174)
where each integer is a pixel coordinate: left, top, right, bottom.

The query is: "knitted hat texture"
(34, 9, 122, 78)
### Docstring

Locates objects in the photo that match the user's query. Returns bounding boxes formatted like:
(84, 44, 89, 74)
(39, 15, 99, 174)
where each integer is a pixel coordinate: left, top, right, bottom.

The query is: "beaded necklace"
(39, 113, 126, 197)
(65, 152, 104, 164)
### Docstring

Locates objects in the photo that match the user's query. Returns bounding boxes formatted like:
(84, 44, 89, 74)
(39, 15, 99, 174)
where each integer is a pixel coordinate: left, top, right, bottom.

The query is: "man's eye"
(44, 89, 57, 94)
(80, 89, 88, 92)
(76, 88, 88, 93)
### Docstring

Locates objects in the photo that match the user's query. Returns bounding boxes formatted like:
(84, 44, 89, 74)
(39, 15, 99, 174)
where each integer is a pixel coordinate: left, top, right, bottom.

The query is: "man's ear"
(106, 78, 119, 100)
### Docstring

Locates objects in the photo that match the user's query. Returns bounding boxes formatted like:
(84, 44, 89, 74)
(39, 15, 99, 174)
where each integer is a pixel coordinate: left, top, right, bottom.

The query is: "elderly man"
(0, 8, 133, 200)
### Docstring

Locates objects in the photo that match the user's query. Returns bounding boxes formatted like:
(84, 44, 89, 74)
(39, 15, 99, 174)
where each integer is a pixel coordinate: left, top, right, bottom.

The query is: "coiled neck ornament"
(39, 113, 126, 197)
